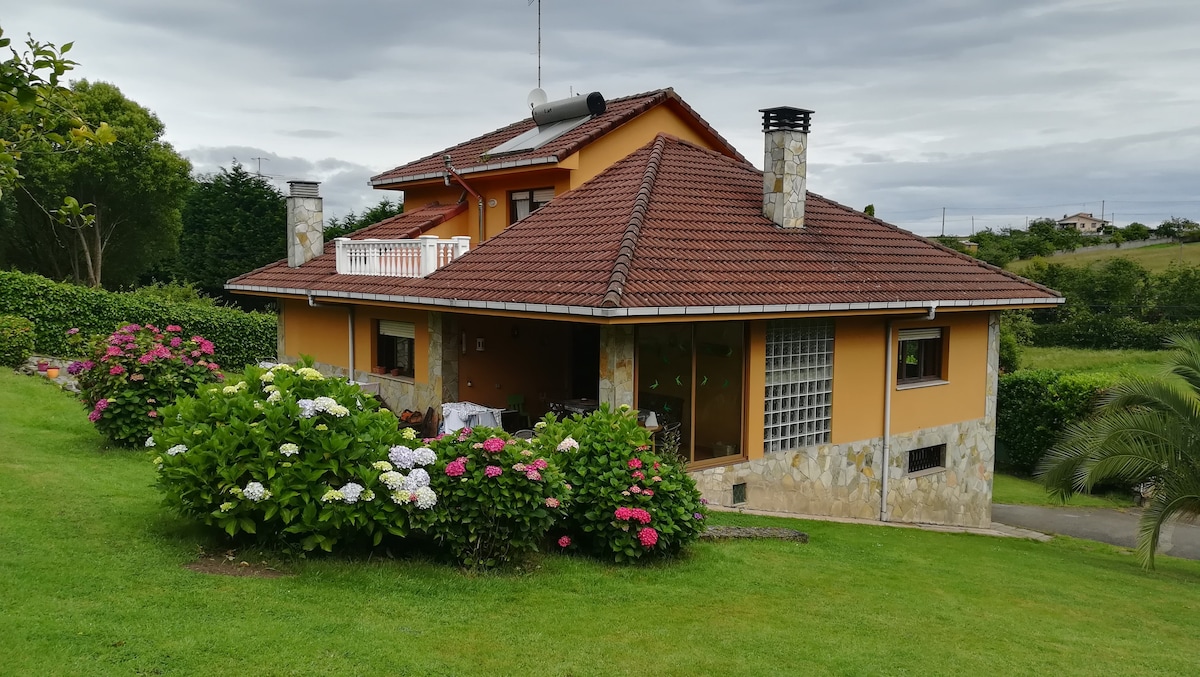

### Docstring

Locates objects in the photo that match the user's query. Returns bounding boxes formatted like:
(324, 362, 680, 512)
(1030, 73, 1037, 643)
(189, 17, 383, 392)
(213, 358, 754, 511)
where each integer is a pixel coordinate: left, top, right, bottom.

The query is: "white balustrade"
(335, 235, 471, 277)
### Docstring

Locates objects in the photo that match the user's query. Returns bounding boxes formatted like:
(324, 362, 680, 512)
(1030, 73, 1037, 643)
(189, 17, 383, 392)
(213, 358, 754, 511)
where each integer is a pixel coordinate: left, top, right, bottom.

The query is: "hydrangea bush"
(151, 360, 436, 552)
(534, 405, 708, 562)
(69, 323, 223, 446)
(423, 427, 570, 568)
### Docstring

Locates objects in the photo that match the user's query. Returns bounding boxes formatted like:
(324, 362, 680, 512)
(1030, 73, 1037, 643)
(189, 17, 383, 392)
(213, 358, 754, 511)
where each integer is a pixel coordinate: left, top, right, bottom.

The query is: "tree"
(0, 25, 114, 195)
(0, 80, 190, 287)
(1040, 334, 1200, 568)
(1123, 222, 1151, 241)
(177, 162, 286, 295)
(1156, 217, 1199, 240)
(324, 197, 404, 239)
(862, 203, 875, 217)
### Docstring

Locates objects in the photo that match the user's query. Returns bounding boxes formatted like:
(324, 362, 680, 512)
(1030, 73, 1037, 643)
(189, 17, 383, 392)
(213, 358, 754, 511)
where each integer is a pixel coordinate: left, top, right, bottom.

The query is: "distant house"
(1057, 212, 1108, 235)
(229, 89, 1063, 529)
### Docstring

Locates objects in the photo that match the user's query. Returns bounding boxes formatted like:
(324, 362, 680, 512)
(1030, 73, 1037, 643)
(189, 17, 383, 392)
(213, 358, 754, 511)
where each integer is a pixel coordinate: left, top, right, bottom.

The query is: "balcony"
(334, 235, 471, 277)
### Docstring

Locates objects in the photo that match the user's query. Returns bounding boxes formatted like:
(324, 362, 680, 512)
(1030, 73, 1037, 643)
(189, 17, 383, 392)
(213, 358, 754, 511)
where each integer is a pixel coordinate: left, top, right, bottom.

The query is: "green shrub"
(0, 270, 274, 369)
(423, 427, 570, 568)
(999, 323, 1021, 373)
(1031, 314, 1200, 351)
(72, 323, 224, 446)
(152, 361, 428, 552)
(0, 315, 35, 368)
(533, 405, 708, 563)
(997, 369, 1119, 475)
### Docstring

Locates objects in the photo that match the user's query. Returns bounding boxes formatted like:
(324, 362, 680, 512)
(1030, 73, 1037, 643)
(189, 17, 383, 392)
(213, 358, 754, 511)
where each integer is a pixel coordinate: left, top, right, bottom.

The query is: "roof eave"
(369, 156, 562, 188)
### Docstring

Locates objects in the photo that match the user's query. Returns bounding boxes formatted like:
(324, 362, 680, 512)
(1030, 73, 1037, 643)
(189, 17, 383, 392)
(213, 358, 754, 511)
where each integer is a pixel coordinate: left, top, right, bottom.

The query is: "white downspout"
(881, 319, 894, 522)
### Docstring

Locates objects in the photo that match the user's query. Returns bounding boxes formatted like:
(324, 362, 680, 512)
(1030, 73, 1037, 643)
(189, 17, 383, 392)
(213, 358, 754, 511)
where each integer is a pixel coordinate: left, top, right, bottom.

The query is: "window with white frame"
(376, 320, 415, 378)
(897, 327, 947, 385)
(509, 187, 554, 224)
(764, 319, 834, 452)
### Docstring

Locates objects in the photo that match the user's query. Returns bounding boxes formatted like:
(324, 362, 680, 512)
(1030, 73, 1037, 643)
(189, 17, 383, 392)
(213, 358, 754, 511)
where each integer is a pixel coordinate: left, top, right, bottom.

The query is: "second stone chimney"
(287, 180, 323, 268)
(760, 107, 813, 229)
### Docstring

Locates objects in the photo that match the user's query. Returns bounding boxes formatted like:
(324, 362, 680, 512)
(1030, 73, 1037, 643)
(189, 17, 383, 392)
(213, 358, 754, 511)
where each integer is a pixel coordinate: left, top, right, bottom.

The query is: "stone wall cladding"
(286, 196, 324, 268)
(598, 325, 635, 408)
(762, 130, 807, 229)
(692, 416, 995, 528)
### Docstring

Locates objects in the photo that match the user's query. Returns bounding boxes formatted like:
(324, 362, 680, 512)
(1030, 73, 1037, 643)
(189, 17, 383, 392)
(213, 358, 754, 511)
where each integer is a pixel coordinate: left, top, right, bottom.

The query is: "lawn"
(4, 371, 1200, 676)
(993, 473, 1135, 508)
(1007, 240, 1200, 274)
(1021, 345, 1165, 378)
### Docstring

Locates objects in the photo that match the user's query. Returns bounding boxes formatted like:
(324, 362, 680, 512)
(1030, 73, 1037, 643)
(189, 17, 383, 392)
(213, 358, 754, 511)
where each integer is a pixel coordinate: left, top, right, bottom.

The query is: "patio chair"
(514, 429, 536, 440)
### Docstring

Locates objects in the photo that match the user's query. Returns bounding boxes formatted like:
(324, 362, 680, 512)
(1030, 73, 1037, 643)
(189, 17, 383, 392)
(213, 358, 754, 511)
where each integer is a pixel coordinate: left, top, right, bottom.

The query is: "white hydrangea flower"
(556, 436, 580, 452)
(390, 489, 413, 504)
(297, 367, 324, 381)
(379, 471, 405, 491)
(167, 444, 188, 456)
(312, 396, 338, 412)
(266, 390, 282, 404)
(321, 489, 344, 503)
(372, 460, 393, 472)
(413, 447, 437, 467)
(279, 443, 299, 457)
(145, 436, 156, 448)
(534, 421, 547, 429)
(263, 384, 279, 393)
(413, 486, 437, 509)
(360, 489, 375, 502)
(340, 482, 364, 504)
(403, 468, 430, 491)
(327, 404, 350, 417)
(243, 481, 270, 502)
(388, 445, 416, 469)
(222, 385, 239, 395)
(401, 427, 417, 441)
(271, 363, 294, 372)
(297, 399, 317, 418)
(259, 371, 275, 383)
(253, 401, 264, 410)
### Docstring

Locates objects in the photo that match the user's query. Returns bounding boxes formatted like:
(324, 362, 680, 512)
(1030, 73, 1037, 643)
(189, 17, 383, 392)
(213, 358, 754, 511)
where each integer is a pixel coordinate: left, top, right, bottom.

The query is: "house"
(229, 90, 1062, 528)
(1057, 212, 1108, 235)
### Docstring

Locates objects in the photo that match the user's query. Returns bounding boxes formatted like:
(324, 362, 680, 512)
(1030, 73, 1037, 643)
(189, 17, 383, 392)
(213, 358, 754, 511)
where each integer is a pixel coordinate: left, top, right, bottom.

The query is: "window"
(907, 444, 946, 474)
(897, 327, 946, 385)
(510, 188, 554, 224)
(376, 320, 415, 378)
(764, 319, 834, 451)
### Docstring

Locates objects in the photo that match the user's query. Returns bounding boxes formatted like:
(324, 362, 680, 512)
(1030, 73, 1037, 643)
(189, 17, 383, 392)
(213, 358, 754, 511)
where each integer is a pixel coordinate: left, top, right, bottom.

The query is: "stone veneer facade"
(762, 126, 807, 229)
(286, 182, 324, 268)
(598, 325, 635, 409)
(692, 312, 1001, 528)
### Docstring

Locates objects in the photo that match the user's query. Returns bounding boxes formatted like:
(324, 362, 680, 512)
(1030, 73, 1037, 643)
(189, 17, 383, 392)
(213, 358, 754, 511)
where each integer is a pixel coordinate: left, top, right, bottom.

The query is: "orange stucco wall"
(744, 321, 767, 461)
(569, 104, 724, 189)
(830, 311, 990, 444)
(355, 306, 430, 384)
(281, 299, 350, 368)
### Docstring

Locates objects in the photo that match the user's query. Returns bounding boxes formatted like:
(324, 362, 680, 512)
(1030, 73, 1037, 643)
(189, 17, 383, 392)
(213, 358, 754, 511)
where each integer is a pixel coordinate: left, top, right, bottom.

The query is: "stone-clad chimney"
(287, 180, 323, 267)
(760, 107, 813, 229)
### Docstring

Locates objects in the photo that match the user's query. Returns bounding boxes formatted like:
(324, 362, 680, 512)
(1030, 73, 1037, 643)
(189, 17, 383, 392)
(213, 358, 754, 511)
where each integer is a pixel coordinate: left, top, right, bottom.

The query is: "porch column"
(598, 325, 635, 409)
(417, 311, 459, 410)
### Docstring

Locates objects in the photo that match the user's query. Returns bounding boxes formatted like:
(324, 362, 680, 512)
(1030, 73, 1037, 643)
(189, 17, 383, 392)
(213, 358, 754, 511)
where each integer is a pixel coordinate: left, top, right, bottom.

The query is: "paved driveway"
(993, 503, 1200, 561)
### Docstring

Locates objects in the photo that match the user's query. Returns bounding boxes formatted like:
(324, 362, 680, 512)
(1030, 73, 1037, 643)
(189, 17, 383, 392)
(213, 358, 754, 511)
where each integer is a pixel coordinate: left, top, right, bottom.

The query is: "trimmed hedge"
(996, 369, 1119, 476)
(0, 271, 275, 369)
(0, 314, 35, 368)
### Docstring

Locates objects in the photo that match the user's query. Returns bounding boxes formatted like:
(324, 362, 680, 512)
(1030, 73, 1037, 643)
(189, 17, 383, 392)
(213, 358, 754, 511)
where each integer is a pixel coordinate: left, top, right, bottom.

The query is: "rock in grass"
(701, 526, 808, 543)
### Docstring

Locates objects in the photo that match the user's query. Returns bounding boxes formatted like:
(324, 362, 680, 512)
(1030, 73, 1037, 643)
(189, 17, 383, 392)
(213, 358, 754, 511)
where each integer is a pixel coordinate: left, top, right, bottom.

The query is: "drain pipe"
(880, 302, 939, 522)
(308, 293, 355, 380)
(443, 155, 486, 244)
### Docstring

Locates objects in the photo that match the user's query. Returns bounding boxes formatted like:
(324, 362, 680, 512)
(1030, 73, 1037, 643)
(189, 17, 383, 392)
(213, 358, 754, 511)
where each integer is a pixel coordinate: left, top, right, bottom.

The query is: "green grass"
(993, 473, 1136, 508)
(5, 371, 1200, 675)
(1021, 346, 1165, 378)
(1007, 241, 1200, 274)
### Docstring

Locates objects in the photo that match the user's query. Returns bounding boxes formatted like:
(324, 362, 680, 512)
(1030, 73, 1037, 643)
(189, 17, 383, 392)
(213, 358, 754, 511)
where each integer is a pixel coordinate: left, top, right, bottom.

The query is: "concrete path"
(992, 503, 1200, 560)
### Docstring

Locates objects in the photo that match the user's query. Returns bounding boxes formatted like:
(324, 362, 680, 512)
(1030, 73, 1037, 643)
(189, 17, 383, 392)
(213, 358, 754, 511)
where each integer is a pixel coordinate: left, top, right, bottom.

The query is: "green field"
(5, 370, 1200, 676)
(992, 473, 1135, 508)
(1020, 346, 1165, 378)
(1008, 241, 1200, 274)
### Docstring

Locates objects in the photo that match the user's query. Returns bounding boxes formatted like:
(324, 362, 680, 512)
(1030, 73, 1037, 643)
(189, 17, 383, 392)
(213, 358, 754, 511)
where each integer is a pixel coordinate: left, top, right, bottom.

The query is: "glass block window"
(764, 319, 834, 452)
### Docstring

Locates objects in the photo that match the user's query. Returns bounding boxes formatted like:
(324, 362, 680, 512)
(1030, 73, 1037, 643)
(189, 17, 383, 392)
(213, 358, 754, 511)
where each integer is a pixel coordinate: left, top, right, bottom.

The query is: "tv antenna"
(528, 0, 541, 88)
(250, 157, 269, 176)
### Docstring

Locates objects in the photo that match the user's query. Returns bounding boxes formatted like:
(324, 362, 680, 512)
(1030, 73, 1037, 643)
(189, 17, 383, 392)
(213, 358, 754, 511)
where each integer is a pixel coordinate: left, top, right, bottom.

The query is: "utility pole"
(971, 215, 975, 235)
(250, 157, 268, 176)
(1101, 199, 1105, 222)
(941, 207, 946, 237)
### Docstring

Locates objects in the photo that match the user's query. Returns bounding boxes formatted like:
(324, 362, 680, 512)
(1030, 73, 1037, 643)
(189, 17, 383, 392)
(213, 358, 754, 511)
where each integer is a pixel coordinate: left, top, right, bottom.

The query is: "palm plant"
(1039, 334, 1200, 568)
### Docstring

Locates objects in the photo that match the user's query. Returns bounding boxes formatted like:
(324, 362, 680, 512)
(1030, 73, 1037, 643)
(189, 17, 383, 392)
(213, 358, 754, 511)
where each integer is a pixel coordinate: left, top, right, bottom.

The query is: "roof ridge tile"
(601, 135, 668, 307)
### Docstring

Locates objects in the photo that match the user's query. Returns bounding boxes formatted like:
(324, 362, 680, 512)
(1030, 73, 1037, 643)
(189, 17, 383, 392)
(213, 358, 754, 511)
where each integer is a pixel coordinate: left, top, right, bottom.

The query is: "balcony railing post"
(418, 235, 439, 277)
(452, 235, 472, 260)
(334, 238, 351, 274)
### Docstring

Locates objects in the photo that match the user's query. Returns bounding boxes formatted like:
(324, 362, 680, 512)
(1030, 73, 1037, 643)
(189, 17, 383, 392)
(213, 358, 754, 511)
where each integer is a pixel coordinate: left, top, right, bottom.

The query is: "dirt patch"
(701, 526, 809, 543)
(184, 551, 291, 578)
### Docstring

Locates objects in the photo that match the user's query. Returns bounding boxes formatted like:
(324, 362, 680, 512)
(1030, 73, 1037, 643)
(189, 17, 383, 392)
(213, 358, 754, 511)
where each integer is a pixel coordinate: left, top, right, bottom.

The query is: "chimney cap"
(760, 107, 814, 133)
(287, 180, 321, 198)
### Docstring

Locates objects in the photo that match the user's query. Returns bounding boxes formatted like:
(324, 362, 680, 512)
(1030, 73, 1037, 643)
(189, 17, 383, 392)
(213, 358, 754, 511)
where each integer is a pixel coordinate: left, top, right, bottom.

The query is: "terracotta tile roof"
(369, 89, 748, 187)
(230, 135, 1060, 314)
(227, 202, 465, 291)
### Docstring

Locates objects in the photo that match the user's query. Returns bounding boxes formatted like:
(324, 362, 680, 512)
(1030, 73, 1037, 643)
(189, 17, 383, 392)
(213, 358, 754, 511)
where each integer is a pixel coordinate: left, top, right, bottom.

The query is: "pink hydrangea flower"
(191, 350, 201, 358)
(628, 458, 643, 469)
(544, 497, 560, 508)
(531, 458, 548, 471)
(130, 373, 145, 382)
(643, 489, 654, 497)
(525, 469, 542, 481)
(206, 363, 220, 371)
(472, 442, 484, 449)
(445, 460, 466, 477)
(485, 465, 503, 478)
(558, 535, 571, 548)
(66, 327, 80, 335)
(147, 410, 158, 418)
(638, 527, 658, 548)
(632, 470, 644, 480)
(636, 445, 650, 452)
(109, 365, 125, 375)
(512, 463, 527, 472)
(653, 461, 660, 470)
(652, 475, 662, 483)
(482, 437, 505, 453)
(105, 345, 123, 358)
(170, 337, 182, 347)
(166, 325, 182, 332)
(630, 485, 642, 494)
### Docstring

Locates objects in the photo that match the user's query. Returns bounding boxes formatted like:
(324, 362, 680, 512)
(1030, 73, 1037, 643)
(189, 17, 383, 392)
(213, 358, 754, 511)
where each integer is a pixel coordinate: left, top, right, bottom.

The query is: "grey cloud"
(281, 129, 342, 139)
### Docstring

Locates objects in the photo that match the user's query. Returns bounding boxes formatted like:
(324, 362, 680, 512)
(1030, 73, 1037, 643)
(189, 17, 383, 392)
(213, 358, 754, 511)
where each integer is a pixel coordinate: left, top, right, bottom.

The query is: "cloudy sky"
(8, 0, 1200, 234)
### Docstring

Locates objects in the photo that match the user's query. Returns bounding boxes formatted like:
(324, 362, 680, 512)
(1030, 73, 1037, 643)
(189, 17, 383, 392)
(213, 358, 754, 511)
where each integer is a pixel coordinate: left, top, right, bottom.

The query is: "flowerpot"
(37, 362, 49, 373)
(46, 367, 60, 379)
(390, 368, 402, 377)
(371, 366, 387, 375)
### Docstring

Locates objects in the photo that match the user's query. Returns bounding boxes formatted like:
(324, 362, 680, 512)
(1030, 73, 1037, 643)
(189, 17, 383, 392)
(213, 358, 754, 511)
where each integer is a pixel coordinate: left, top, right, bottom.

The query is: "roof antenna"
(528, 0, 541, 89)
